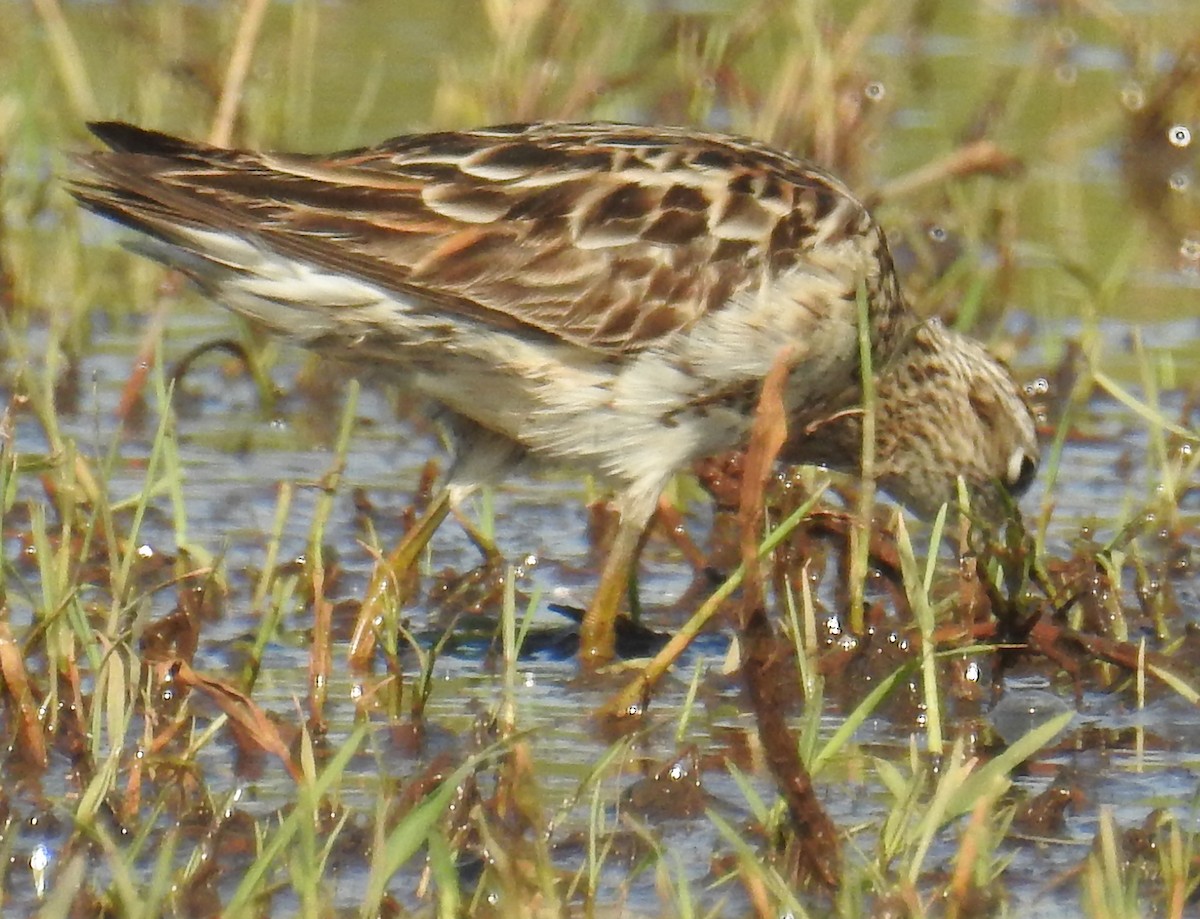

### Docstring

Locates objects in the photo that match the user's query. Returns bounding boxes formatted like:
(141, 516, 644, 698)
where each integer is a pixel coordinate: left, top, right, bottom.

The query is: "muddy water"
(2, 0, 1199, 914)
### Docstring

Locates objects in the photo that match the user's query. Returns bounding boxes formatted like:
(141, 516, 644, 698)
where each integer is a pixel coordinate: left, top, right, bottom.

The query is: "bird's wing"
(73, 121, 878, 355)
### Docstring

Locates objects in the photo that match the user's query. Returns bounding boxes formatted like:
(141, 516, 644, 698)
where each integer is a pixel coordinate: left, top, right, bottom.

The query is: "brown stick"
(736, 347, 842, 889)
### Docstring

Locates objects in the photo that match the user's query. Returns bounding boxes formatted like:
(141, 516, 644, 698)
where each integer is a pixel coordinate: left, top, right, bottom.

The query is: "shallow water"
(2, 0, 1199, 914)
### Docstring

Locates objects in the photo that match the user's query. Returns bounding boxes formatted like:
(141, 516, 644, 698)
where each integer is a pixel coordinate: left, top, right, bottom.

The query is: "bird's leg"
(440, 421, 522, 566)
(579, 485, 660, 669)
(351, 424, 515, 667)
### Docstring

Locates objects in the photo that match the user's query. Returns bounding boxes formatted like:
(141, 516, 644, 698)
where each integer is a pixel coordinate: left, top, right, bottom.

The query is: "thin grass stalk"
(500, 565, 518, 737)
(111, 374, 176, 612)
(707, 809, 812, 919)
(306, 381, 358, 703)
(361, 746, 500, 915)
(284, 0, 319, 145)
(1092, 369, 1196, 442)
(85, 820, 145, 915)
(30, 0, 98, 119)
(810, 661, 918, 777)
(895, 515, 943, 754)
(309, 562, 333, 727)
(674, 657, 705, 744)
(1136, 636, 1146, 771)
(426, 830, 461, 917)
(242, 572, 298, 694)
(906, 738, 974, 884)
(252, 481, 295, 612)
(210, 0, 273, 147)
(150, 356, 191, 551)
(228, 724, 367, 916)
(30, 853, 86, 919)
(306, 379, 360, 570)
(137, 822, 182, 919)
(850, 281, 876, 633)
(294, 726, 322, 918)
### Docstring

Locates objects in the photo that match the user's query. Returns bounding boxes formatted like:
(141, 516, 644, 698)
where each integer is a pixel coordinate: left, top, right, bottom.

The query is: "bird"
(71, 120, 1040, 667)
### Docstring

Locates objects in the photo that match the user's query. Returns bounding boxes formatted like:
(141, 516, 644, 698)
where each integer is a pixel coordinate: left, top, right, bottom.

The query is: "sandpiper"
(72, 121, 1039, 666)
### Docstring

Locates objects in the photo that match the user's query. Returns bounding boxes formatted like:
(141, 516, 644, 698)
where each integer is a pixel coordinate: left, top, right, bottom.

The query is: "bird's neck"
(782, 318, 947, 473)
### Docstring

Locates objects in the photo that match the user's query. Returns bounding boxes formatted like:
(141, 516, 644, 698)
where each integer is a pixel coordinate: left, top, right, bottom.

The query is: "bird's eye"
(1005, 449, 1038, 496)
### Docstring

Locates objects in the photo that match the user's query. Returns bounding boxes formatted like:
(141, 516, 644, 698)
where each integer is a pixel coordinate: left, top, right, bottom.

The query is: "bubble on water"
(1120, 83, 1145, 111)
(1168, 124, 1192, 147)
(1168, 171, 1191, 192)
(990, 689, 1075, 746)
(864, 81, 886, 102)
(928, 224, 948, 243)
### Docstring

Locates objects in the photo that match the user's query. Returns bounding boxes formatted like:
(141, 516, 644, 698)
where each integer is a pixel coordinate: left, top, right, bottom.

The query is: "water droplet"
(30, 843, 50, 897)
(1120, 83, 1145, 111)
(928, 225, 948, 243)
(1168, 125, 1192, 147)
(1168, 171, 1190, 192)
(864, 81, 886, 102)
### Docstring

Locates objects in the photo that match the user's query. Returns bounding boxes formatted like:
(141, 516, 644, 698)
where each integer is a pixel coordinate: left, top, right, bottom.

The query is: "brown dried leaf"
(163, 659, 302, 781)
(0, 620, 48, 769)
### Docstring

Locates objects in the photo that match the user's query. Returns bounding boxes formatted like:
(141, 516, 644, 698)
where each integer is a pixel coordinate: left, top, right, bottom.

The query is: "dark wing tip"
(86, 121, 207, 156)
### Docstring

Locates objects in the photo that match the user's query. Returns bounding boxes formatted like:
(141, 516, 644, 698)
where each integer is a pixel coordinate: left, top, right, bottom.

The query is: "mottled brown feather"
(74, 121, 897, 354)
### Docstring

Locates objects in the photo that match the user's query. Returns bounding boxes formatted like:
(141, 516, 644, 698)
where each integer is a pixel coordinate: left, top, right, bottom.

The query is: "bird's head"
(790, 319, 1040, 525)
